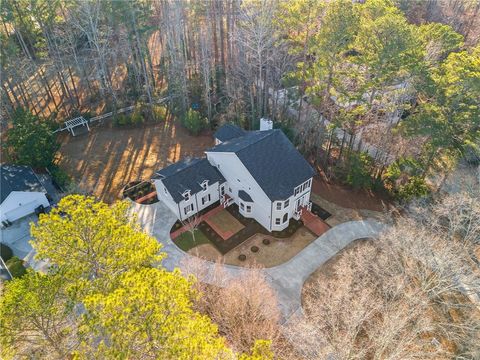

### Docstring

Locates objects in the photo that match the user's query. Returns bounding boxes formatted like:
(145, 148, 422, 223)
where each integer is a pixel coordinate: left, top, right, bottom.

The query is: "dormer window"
(201, 180, 208, 191)
(182, 190, 191, 201)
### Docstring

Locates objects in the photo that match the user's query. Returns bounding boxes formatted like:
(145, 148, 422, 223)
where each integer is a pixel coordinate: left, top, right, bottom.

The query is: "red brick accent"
(301, 209, 330, 236)
(171, 205, 225, 239)
(136, 191, 157, 204)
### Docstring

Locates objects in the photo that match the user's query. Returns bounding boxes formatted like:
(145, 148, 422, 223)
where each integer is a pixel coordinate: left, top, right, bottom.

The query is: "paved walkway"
(130, 200, 387, 320)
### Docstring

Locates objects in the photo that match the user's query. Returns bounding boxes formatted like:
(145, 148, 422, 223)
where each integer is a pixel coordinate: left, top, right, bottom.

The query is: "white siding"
(154, 179, 221, 221)
(195, 181, 221, 212)
(153, 179, 182, 219)
(0, 191, 49, 222)
(206, 152, 273, 231)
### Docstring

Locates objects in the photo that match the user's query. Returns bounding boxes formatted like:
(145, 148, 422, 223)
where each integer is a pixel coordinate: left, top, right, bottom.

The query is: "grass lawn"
(174, 229, 212, 252)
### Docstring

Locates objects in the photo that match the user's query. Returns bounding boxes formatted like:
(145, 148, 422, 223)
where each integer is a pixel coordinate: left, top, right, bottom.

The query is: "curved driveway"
(130, 201, 387, 320)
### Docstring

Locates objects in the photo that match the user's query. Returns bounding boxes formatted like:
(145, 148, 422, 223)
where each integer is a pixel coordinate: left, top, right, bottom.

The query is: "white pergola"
(64, 116, 90, 136)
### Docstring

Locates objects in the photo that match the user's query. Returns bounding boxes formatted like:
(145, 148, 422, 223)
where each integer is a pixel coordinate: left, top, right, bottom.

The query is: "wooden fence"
(53, 96, 170, 134)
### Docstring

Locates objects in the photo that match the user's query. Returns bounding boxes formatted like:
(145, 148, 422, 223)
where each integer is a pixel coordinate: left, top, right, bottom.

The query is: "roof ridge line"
(236, 129, 277, 153)
(157, 157, 205, 177)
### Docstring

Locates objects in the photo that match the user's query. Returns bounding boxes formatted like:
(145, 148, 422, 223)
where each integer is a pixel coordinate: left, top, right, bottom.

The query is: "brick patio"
(301, 209, 331, 236)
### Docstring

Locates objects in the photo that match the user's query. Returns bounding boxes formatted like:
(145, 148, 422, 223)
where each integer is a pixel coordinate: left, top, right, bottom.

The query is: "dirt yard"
(189, 227, 317, 268)
(312, 176, 391, 212)
(57, 118, 213, 203)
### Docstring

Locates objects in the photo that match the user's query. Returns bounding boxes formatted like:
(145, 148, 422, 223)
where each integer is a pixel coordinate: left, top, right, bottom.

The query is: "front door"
(295, 196, 304, 212)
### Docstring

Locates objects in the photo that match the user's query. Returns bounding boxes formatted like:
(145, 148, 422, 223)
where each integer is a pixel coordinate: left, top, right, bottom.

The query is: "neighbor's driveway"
(0, 214, 50, 272)
(131, 200, 387, 320)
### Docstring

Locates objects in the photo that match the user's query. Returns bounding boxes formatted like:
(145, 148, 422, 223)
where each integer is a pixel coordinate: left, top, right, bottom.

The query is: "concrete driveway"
(0, 214, 36, 260)
(131, 200, 387, 320)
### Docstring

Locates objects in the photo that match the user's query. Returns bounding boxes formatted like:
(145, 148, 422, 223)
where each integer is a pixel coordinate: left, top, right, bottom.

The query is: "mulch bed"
(310, 202, 332, 220)
(123, 181, 158, 204)
(170, 201, 305, 255)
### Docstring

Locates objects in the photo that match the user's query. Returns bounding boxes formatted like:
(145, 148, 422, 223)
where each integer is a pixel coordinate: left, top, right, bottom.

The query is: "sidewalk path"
(130, 200, 387, 320)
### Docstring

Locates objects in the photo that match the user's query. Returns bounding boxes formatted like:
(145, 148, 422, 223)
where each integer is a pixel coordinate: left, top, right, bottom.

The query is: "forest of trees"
(1, 0, 479, 199)
(1, 2, 479, 358)
(1, 190, 479, 359)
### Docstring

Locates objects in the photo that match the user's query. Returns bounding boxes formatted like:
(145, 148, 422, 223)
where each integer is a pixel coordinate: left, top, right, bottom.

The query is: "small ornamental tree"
(3, 108, 59, 168)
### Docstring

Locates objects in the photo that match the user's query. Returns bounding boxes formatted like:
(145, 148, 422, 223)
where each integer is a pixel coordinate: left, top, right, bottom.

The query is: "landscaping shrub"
(6, 256, 27, 278)
(343, 152, 375, 190)
(48, 165, 72, 190)
(130, 110, 144, 126)
(181, 109, 207, 135)
(384, 157, 429, 201)
(1, 243, 13, 262)
(262, 238, 271, 245)
(238, 254, 247, 261)
(395, 176, 430, 202)
(114, 114, 129, 127)
(251, 246, 259, 253)
(152, 104, 168, 121)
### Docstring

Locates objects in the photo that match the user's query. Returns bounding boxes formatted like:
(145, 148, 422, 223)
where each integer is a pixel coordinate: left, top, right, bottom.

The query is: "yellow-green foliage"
(152, 104, 168, 121)
(2, 195, 271, 360)
(0, 271, 72, 359)
(78, 268, 234, 359)
(31, 195, 163, 290)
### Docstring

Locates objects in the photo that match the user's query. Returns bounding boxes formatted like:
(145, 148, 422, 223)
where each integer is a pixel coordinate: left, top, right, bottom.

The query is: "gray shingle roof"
(207, 130, 315, 201)
(154, 158, 225, 203)
(214, 124, 246, 142)
(238, 190, 253, 202)
(1, 164, 46, 203)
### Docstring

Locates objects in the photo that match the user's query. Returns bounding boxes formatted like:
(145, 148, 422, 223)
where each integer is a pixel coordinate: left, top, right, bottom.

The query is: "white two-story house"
(153, 124, 315, 232)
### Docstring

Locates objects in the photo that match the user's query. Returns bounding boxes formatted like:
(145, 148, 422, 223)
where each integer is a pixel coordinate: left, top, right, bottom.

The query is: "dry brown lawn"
(206, 209, 244, 235)
(192, 227, 316, 268)
(57, 118, 213, 203)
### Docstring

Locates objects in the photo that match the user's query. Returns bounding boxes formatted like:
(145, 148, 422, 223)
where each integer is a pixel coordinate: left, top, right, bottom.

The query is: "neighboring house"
(153, 123, 316, 232)
(0, 164, 50, 222)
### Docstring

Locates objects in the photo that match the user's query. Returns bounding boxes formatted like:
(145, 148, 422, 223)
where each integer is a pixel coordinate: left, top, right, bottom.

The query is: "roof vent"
(260, 118, 273, 131)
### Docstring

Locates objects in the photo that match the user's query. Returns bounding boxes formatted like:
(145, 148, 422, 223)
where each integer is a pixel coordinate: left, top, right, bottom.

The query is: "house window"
(201, 194, 211, 205)
(276, 202, 282, 210)
(240, 202, 245, 211)
(184, 203, 194, 215)
(220, 186, 225, 196)
(275, 218, 281, 225)
(183, 191, 190, 201)
(294, 187, 300, 196)
(283, 213, 288, 223)
(201, 180, 208, 191)
(284, 199, 289, 208)
(246, 205, 252, 213)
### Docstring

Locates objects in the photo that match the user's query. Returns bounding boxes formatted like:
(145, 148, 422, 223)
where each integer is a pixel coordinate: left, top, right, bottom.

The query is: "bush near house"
(48, 165, 72, 190)
(6, 256, 27, 278)
(1, 244, 14, 262)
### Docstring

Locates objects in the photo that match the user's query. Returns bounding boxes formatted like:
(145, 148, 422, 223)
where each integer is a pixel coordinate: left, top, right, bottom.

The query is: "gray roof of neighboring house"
(207, 129, 316, 201)
(1, 164, 46, 203)
(214, 124, 246, 142)
(154, 158, 225, 203)
(238, 190, 253, 202)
